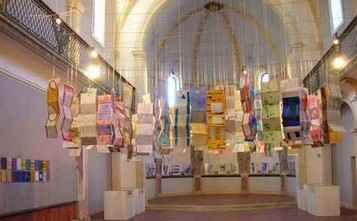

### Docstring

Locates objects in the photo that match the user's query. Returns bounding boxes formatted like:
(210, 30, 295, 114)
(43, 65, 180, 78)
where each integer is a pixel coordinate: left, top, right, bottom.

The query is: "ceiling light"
(261, 73, 270, 83)
(90, 50, 98, 58)
(55, 18, 62, 25)
(167, 74, 177, 108)
(333, 33, 340, 45)
(86, 64, 101, 80)
(332, 54, 347, 70)
(333, 38, 339, 45)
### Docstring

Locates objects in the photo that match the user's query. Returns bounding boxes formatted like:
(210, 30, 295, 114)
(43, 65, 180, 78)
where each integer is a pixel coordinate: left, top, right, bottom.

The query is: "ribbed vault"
(117, 0, 322, 98)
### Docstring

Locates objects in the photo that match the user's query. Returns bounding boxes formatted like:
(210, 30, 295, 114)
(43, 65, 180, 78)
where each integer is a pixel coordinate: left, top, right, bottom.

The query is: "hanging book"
(45, 80, 60, 138)
(79, 88, 97, 145)
(97, 94, 114, 147)
(307, 94, 324, 146)
(242, 113, 257, 141)
(61, 84, 74, 141)
(113, 101, 125, 149)
(135, 102, 154, 154)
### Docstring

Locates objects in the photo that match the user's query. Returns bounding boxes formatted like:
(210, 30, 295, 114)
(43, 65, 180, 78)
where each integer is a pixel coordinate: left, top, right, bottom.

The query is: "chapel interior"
(1, 0, 357, 221)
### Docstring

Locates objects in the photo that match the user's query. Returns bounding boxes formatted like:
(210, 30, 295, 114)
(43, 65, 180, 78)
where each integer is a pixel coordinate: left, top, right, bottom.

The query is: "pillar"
(66, 0, 84, 68)
(154, 158, 162, 196)
(278, 147, 289, 194)
(352, 130, 357, 208)
(66, 0, 84, 33)
(191, 146, 203, 193)
(237, 152, 251, 193)
(132, 50, 148, 102)
(286, 42, 304, 80)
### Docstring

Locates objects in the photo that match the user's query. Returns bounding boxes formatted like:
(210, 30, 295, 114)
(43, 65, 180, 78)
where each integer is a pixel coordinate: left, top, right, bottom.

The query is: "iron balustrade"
(0, 0, 135, 110)
(2, 0, 80, 65)
(304, 15, 357, 93)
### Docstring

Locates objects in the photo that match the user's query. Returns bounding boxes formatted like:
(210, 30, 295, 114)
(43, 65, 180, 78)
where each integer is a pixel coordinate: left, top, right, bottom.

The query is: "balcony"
(303, 14, 357, 92)
(0, 0, 135, 108)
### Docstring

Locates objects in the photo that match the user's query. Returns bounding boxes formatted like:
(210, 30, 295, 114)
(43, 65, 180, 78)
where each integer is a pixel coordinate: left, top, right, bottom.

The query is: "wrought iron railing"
(0, 0, 135, 108)
(303, 15, 357, 92)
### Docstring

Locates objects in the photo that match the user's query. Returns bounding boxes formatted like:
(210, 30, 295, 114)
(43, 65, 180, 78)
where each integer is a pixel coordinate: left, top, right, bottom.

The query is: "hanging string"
(52, 64, 56, 79)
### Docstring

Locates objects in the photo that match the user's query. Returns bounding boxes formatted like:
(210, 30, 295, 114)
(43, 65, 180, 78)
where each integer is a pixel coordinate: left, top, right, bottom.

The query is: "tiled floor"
(93, 208, 357, 221)
(93, 194, 357, 221)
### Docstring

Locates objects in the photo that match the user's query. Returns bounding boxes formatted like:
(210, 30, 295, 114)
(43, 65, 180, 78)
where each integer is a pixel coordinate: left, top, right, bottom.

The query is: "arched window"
(93, 0, 106, 45)
(167, 73, 179, 108)
(261, 73, 270, 84)
(329, 0, 344, 33)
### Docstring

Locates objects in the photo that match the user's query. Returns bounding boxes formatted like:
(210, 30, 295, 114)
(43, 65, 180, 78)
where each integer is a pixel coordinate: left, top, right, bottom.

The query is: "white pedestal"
(104, 191, 136, 220)
(306, 185, 340, 216)
(297, 187, 308, 211)
(134, 189, 146, 214)
(298, 185, 340, 216)
(112, 153, 137, 191)
(306, 146, 332, 185)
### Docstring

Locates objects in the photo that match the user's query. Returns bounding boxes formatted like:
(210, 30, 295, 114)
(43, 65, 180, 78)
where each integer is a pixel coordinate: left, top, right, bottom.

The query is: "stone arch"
(341, 79, 357, 130)
(118, 0, 321, 87)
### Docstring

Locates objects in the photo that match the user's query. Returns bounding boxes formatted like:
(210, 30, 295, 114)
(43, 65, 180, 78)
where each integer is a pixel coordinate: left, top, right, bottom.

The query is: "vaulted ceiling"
(116, 0, 323, 95)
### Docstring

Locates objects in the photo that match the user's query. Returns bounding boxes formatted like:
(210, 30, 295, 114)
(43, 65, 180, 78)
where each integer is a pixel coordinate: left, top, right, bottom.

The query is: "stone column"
(191, 146, 203, 193)
(278, 147, 289, 194)
(286, 42, 304, 80)
(132, 50, 148, 102)
(66, 0, 84, 66)
(237, 152, 251, 193)
(154, 158, 162, 196)
(66, 0, 84, 33)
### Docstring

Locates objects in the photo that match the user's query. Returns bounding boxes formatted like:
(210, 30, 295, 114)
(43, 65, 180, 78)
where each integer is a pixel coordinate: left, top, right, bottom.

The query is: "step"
(147, 201, 297, 212)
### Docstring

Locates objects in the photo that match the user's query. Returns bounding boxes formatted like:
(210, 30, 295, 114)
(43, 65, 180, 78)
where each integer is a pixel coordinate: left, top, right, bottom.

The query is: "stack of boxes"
(105, 153, 146, 220)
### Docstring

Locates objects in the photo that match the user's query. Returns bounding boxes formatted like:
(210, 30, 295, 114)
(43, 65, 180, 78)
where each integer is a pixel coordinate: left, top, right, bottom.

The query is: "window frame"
(167, 73, 179, 108)
(328, 0, 344, 34)
(92, 0, 106, 46)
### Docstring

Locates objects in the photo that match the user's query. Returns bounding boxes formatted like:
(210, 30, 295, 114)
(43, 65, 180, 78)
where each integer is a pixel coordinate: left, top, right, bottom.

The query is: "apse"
(144, 0, 289, 91)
